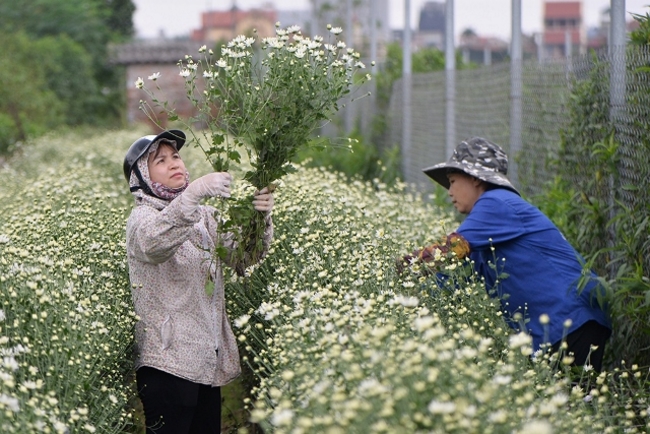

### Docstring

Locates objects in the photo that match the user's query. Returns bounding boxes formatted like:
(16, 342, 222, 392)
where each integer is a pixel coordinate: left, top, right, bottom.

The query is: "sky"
(132, 0, 650, 41)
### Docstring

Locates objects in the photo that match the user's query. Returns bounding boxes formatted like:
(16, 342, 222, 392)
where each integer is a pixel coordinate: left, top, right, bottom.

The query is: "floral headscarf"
(128, 139, 190, 201)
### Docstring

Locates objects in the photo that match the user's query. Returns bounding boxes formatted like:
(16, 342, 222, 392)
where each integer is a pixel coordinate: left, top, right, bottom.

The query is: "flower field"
(0, 128, 648, 433)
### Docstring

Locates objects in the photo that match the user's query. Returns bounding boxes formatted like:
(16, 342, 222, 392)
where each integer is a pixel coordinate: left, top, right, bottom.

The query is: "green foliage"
(534, 37, 650, 366)
(0, 32, 65, 153)
(373, 42, 449, 108)
(0, 0, 135, 154)
(630, 9, 650, 46)
(35, 34, 100, 125)
(295, 129, 400, 185)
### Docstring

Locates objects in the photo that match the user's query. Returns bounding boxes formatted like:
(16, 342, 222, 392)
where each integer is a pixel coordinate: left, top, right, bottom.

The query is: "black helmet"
(123, 130, 186, 182)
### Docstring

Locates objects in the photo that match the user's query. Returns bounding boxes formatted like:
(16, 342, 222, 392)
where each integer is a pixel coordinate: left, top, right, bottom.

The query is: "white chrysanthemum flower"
(216, 59, 228, 68)
(0, 394, 19, 412)
(134, 77, 144, 89)
(428, 400, 456, 414)
(521, 420, 553, 434)
(492, 375, 512, 385)
(3, 356, 19, 371)
(413, 316, 436, 332)
(23, 380, 40, 390)
(234, 314, 251, 328)
(198, 45, 207, 53)
(271, 408, 294, 426)
(179, 69, 191, 77)
(358, 378, 388, 396)
(324, 44, 337, 52)
(488, 410, 508, 423)
(307, 40, 321, 50)
(337, 41, 346, 49)
(394, 295, 419, 307)
(147, 72, 161, 81)
(330, 26, 343, 35)
(257, 302, 280, 320)
(509, 332, 532, 349)
(287, 25, 301, 33)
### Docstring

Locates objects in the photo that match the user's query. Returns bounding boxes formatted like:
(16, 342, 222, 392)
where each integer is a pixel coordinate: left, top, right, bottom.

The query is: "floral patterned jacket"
(126, 191, 272, 386)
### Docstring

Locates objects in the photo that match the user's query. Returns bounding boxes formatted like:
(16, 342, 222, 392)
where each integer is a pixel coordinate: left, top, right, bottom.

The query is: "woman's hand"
(252, 187, 274, 213)
(179, 172, 232, 217)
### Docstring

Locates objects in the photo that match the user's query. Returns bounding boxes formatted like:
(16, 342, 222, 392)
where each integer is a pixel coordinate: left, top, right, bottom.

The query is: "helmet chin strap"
(130, 165, 163, 199)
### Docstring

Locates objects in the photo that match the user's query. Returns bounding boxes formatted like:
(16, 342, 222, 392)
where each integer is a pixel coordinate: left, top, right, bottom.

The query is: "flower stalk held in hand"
(137, 23, 370, 267)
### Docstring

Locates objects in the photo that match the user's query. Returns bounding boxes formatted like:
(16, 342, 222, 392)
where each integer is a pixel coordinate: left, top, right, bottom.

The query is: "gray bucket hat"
(422, 137, 519, 195)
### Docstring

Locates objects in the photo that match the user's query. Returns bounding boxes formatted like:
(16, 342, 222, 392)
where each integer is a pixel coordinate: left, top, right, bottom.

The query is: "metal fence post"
(609, 0, 626, 276)
(445, 0, 456, 160)
(402, 0, 412, 181)
(509, 0, 522, 186)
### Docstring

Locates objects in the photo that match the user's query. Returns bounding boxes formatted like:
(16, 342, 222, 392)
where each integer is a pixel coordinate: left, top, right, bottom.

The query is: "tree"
(0, 32, 64, 153)
(0, 0, 135, 127)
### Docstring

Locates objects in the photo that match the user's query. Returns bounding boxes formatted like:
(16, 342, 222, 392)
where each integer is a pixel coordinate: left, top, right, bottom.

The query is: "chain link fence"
(386, 46, 650, 211)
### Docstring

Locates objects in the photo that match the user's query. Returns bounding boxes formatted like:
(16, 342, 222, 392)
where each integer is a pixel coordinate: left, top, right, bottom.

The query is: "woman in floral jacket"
(124, 130, 273, 433)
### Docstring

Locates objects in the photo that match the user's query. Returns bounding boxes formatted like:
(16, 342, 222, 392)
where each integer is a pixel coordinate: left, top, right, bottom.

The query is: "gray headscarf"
(128, 139, 190, 201)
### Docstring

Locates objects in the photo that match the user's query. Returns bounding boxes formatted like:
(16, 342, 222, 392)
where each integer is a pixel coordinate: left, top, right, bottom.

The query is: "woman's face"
(147, 143, 187, 188)
(447, 172, 485, 214)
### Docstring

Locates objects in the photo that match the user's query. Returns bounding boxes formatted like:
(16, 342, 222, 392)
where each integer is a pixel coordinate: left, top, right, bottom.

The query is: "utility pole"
(509, 0, 522, 186)
(402, 0, 412, 181)
(445, 0, 456, 159)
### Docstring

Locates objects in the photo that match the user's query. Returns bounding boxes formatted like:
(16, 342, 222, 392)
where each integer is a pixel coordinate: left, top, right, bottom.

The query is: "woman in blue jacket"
(402, 137, 612, 371)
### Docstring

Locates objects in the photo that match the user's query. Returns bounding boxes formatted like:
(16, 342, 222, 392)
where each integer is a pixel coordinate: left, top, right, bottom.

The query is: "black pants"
(551, 320, 611, 372)
(136, 366, 221, 434)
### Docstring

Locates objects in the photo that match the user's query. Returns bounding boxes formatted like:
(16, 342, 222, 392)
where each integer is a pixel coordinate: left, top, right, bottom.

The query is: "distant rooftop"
(109, 40, 203, 65)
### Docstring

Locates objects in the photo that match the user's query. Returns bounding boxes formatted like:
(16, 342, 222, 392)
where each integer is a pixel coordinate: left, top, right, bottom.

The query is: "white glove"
(252, 187, 274, 213)
(179, 172, 232, 217)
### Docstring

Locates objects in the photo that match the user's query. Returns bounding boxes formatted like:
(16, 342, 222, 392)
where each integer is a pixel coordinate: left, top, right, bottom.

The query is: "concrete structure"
(110, 40, 202, 130)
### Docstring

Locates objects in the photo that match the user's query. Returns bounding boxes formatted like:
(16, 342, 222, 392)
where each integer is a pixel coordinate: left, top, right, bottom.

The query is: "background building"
(191, 6, 277, 43)
(542, 1, 584, 58)
(415, 1, 446, 50)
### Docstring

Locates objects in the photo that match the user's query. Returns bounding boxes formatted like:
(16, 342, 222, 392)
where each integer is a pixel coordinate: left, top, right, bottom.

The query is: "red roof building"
(191, 7, 277, 44)
(542, 1, 584, 58)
